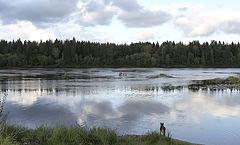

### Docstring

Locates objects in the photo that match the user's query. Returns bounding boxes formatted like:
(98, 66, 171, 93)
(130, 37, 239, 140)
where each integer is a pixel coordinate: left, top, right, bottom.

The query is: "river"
(1, 68, 240, 145)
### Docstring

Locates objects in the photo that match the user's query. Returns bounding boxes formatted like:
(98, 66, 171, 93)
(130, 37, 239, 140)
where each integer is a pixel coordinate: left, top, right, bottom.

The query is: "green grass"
(198, 76, 240, 85)
(64, 72, 73, 76)
(0, 125, 193, 145)
(148, 73, 174, 79)
(225, 76, 240, 84)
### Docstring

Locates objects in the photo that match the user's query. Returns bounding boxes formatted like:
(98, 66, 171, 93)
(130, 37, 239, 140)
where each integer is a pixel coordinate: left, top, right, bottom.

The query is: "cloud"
(0, 21, 56, 41)
(2, 1, 240, 42)
(53, 23, 115, 42)
(0, 0, 171, 29)
(0, 0, 78, 26)
(134, 31, 155, 41)
(174, 6, 240, 36)
(115, 0, 171, 28)
(118, 9, 170, 28)
(112, 0, 142, 12)
(75, 0, 171, 27)
(75, 0, 116, 26)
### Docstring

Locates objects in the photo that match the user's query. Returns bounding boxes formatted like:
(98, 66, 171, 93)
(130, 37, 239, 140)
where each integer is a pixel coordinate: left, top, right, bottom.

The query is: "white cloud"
(75, 0, 117, 26)
(174, 6, 240, 36)
(52, 22, 115, 42)
(1, 1, 240, 42)
(0, 21, 55, 41)
(134, 31, 155, 41)
(73, 0, 171, 28)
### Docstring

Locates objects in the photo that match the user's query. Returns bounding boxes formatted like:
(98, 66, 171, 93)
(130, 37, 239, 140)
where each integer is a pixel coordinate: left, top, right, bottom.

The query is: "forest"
(0, 38, 240, 68)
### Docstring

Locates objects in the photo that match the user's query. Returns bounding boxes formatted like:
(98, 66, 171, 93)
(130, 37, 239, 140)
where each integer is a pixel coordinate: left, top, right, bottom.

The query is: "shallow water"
(1, 68, 240, 145)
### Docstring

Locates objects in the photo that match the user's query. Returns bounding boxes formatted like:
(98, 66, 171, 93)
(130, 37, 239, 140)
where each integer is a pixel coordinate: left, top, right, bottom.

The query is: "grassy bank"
(148, 73, 174, 79)
(191, 76, 240, 85)
(0, 125, 194, 145)
(186, 76, 240, 91)
(203, 76, 240, 85)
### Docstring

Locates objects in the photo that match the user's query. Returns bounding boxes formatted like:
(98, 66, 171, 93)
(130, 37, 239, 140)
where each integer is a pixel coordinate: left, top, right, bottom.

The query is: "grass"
(64, 72, 73, 76)
(0, 135, 15, 145)
(0, 126, 193, 145)
(195, 76, 240, 85)
(187, 76, 240, 91)
(148, 73, 174, 79)
(225, 76, 240, 84)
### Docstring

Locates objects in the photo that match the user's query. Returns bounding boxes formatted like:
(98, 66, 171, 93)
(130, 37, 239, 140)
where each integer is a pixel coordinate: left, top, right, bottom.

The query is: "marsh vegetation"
(148, 73, 174, 79)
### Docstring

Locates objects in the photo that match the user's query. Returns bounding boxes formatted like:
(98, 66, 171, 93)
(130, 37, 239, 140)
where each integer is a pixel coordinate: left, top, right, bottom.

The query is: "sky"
(0, 0, 240, 44)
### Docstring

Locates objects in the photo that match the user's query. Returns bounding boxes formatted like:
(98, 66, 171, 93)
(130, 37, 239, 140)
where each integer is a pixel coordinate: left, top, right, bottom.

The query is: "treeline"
(0, 38, 240, 68)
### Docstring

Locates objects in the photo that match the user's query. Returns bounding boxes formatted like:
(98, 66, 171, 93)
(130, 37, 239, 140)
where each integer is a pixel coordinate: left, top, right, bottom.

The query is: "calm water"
(1, 68, 240, 145)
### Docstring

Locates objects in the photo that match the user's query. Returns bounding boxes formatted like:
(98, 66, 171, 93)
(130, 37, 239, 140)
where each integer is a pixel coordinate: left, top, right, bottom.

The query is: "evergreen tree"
(0, 39, 239, 68)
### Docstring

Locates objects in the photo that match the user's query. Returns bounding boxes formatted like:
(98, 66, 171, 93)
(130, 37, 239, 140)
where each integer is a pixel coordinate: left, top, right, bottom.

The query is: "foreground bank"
(0, 125, 195, 145)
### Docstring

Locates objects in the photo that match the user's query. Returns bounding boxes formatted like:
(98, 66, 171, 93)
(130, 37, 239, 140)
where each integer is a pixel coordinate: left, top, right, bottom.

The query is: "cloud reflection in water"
(76, 100, 169, 133)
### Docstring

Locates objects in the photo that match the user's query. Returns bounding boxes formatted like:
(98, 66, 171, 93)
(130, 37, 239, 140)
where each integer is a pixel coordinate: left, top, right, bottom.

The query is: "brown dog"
(160, 123, 166, 136)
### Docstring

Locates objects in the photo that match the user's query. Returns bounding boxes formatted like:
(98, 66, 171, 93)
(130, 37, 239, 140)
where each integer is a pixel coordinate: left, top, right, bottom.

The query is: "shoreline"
(124, 134, 202, 145)
(1, 66, 240, 69)
(1, 124, 201, 145)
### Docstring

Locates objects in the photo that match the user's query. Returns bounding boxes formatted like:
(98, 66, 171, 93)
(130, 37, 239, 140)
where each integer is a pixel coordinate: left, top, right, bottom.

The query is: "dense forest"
(0, 38, 240, 68)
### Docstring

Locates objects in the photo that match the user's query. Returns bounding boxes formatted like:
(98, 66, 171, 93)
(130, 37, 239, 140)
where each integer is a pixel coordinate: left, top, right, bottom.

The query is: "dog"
(160, 122, 166, 136)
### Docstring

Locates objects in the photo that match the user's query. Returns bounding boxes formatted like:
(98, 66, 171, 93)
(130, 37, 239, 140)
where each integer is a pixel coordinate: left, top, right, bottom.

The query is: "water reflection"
(168, 91, 240, 145)
(4, 87, 240, 145)
(170, 92, 240, 123)
(76, 100, 169, 127)
(6, 101, 78, 128)
(2, 68, 240, 145)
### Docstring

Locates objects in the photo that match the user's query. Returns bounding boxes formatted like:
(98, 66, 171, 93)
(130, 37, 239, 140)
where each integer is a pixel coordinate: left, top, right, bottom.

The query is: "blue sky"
(0, 0, 240, 43)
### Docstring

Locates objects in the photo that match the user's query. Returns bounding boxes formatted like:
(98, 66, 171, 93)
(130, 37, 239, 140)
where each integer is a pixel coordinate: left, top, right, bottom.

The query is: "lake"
(1, 68, 240, 145)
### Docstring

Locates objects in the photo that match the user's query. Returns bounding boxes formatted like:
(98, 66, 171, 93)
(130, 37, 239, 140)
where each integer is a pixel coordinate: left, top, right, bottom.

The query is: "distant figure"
(119, 72, 123, 76)
(160, 122, 166, 136)
(119, 72, 127, 77)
